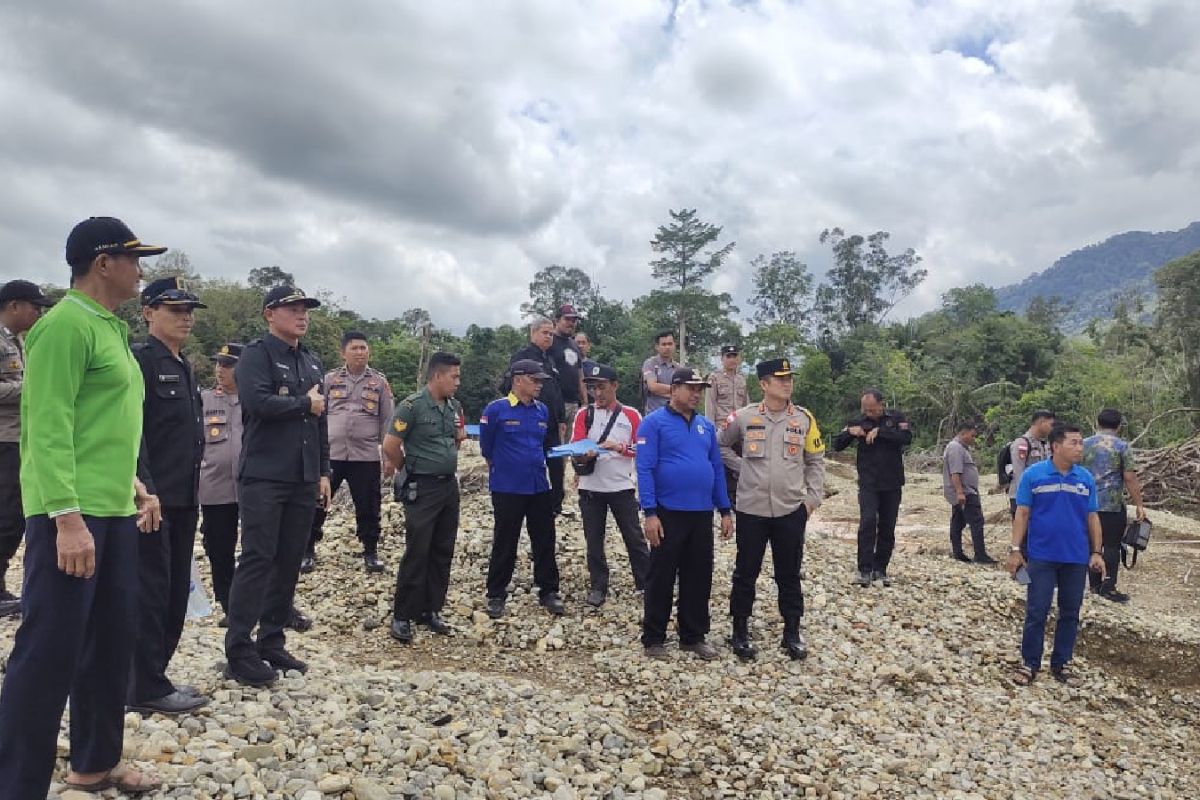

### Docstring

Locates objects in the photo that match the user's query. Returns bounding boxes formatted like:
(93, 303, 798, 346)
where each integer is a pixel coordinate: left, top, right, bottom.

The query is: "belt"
(409, 473, 454, 481)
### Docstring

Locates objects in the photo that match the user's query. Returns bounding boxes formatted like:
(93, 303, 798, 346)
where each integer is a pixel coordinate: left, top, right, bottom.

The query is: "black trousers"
(857, 488, 902, 573)
(1090, 510, 1127, 593)
(579, 488, 650, 593)
(730, 506, 807, 620)
(724, 465, 739, 508)
(129, 504, 199, 703)
(949, 494, 988, 558)
(486, 491, 559, 600)
(0, 442, 22, 595)
(392, 476, 460, 620)
(642, 508, 714, 646)
(201, 503, 240, 612)
(225, 479, 316, 660)
(308, 459, 381, 554)
(0, 515, 137, 800)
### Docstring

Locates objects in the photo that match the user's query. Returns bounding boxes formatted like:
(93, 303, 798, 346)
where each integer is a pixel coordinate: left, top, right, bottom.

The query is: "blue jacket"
(636, 405, 731, 515)
(480, 393, 551, 495)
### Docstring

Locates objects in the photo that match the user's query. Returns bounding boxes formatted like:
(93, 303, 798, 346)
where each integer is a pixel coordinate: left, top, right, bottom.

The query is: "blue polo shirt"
(479, 393, 550, 495)
(636, 406, 731, 515)
(1015, 460, 1099, 564)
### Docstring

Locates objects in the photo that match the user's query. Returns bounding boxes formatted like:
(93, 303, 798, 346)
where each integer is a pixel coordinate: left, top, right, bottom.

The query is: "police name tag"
(158, 374, 181, 383)
(278, 386, 290, 396)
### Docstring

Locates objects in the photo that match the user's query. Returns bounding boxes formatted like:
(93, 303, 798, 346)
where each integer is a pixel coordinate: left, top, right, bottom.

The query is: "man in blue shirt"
(636, 368, 733, 660)
(479, 359, 564, 619)
(1007, 423, 1105, 687)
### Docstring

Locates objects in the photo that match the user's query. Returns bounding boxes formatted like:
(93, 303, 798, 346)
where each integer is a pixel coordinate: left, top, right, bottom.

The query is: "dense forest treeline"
(35, 210, 1200, 452)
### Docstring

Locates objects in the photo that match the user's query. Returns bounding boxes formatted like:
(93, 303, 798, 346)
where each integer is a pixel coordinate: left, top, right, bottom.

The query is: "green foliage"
(814, 228, 927, 334)
(1154, 251, 1200, 407)
(521, 265, 601, 320)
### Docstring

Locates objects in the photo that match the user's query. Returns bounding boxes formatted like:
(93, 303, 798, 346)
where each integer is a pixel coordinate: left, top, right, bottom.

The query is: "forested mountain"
(994, 222, 1200, 331)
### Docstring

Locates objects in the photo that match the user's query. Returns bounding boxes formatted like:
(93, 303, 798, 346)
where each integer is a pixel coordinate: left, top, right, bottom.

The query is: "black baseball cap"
(141, 276, 207, 308)
(670, 367, 710, 387)
(582, 363, 618, 382)
(509, 359, 551, 379)
(263, 285, 321, 310)
(0, 280, 54, 307)
(756, 357, 797, 379)
(211, 343, 243, 365)
(65, 217, 167, 267)
(721, 345, 739, 356)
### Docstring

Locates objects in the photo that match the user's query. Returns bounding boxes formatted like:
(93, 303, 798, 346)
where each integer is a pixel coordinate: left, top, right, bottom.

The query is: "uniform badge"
(748, 443, 760, 453)
(279, 386, 290, 396)
(750, 416, 763, 425)
(366, 402, 377, 411)
(788, 445, 799, 456)
(210, 427, 221, 437)
(7, 360, 19, 370)
(697, 424, 705, 434)
(394, 420, 407, 432)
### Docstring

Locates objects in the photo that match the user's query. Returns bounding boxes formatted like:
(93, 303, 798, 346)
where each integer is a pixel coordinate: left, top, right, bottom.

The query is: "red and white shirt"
(571, 403, 641, 493)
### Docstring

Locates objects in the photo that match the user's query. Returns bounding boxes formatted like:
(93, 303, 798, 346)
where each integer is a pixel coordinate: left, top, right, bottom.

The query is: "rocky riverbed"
(4, 452, 1199, 799)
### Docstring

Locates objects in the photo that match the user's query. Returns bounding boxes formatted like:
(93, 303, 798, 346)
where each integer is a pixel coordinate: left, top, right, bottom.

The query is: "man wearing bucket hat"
(127, 276, 210, 715)
(223, 285, 330, 687)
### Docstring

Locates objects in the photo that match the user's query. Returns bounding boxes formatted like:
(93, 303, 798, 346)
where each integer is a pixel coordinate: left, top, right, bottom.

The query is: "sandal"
(64, 763, 162, 795)
(1010, 664, 1037, 686)
(1051, 665, 1084, 687)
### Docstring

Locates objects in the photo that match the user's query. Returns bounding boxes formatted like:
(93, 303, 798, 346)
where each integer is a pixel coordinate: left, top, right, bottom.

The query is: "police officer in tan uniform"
(706, 344, 749, 506)
(718, 358, 825, 661)
(199, 343, 244, 620)
(304, 330, 395, 573)
(0, 280, 54, 615)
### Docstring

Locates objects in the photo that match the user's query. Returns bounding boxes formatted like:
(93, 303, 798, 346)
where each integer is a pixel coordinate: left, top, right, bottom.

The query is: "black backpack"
(996, 436, 1031, 486)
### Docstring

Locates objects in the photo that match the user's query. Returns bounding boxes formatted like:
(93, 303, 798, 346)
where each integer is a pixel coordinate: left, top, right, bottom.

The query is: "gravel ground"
(4, 452, 1198, 799)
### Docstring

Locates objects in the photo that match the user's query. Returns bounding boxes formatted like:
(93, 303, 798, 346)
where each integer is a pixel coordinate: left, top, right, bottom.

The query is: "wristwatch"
(1092, 550, 1103, 556)
(1009, 545, 1022, 553)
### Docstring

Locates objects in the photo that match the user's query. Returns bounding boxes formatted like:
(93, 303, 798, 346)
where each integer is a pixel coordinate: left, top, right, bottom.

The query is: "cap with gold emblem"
(211, 342, 244, 365)
(755, 357, 797, 379)
(263, 285, 322, 310)
(140, 275, 207, 308)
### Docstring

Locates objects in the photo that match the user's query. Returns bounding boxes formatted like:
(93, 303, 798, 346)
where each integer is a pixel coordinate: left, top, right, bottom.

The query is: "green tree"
(247, 266, 297, 291)
(748, 251, 813, 353)
(814, 228, 926, 333)
(1154, 251, 1200, 407)
(940, 284, 997, 326)
(648, 208, 735, 363)
(520, 265, 601, 320)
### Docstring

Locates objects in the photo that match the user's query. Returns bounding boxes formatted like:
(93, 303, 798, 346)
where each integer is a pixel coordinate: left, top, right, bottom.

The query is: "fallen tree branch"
(1129, 407, 1200, 447)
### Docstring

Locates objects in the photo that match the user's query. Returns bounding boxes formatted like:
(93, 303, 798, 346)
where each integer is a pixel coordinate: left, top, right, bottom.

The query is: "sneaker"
(389, 618, 414, 644)
(259, 648, 308, 674)
(363, 553, 385, 574)
(680, 640, 720, 661)
(854, 570, 872, 587)
(585, 589, 606, 608)
(872, 570, 892, 587)
(299, 553, 316, 573)
(1098, 589, 1131, 604)
(224, 656, 277, 688)
(540, 592, 566, 615)
(643, 643, 669, 659)
(485, 597, 506, 619)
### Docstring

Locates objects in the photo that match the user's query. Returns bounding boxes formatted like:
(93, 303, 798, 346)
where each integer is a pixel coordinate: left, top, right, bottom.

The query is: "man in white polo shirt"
(570, 363, 649, 608)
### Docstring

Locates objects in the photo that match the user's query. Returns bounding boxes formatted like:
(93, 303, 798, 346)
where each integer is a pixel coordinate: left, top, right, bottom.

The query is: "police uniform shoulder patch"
(393, 419, 407, 433)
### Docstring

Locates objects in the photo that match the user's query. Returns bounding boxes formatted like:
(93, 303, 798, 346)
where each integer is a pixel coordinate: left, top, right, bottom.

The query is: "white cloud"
(1, 0, 1197, 332)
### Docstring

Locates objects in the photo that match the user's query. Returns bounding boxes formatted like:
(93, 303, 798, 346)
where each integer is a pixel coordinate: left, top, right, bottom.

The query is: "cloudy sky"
(2, 0, 1197, 331)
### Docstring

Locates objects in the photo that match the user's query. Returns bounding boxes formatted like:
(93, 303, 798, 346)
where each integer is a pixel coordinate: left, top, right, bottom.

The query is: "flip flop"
(64, 764, 162, 795)
(1010, 664, 1037, 687)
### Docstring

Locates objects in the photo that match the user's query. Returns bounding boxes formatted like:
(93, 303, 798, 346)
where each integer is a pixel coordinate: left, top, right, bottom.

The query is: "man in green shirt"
(0, 217, 165, 797)
(383, 352, 465, 643)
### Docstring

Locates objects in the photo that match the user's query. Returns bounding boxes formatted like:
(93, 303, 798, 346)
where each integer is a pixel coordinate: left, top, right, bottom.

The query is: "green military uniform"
(388, 387, 464, 627)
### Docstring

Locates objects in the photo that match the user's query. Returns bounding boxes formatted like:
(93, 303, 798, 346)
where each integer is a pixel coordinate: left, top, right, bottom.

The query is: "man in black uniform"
(224, 285, 331, 687)
(129, 277, 208, 714)
(832, 389, 913, 587)
(510, 317, 566, 515)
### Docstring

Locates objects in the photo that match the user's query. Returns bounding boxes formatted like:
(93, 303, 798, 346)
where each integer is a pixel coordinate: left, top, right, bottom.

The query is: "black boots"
(782, 617, 808, 660)
(730, 616, 756, 661)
